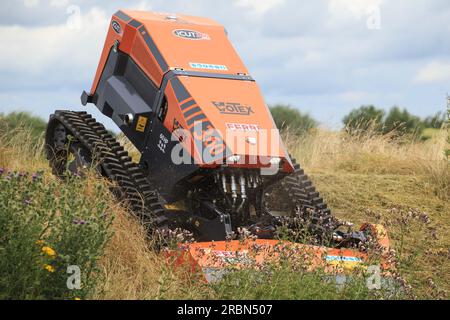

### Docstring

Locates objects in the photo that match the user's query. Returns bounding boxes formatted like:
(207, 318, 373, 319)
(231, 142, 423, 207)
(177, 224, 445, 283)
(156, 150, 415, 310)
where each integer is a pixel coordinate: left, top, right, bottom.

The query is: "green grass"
(310, 172, 449, 299)
(422, 128, 441, 140)
(212, 264, 403, 300)
(0, 170, 113, 300)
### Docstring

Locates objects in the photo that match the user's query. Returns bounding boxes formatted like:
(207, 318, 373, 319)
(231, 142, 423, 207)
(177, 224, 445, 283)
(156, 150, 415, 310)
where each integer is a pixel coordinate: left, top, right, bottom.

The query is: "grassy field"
(0, 117, 448, 300)
(286, 128, 449, 298)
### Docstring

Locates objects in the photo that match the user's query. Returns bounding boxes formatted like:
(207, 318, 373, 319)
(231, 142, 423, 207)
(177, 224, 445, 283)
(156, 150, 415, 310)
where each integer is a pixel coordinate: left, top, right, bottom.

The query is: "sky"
(0, 0, 449, 130)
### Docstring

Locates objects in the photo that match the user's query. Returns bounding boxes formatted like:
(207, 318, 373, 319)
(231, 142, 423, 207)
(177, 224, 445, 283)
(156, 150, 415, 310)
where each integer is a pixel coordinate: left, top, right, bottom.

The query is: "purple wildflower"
(32, 171, 44, 182)
(24, 199, 32, 206)
(0, 168, 4, 175)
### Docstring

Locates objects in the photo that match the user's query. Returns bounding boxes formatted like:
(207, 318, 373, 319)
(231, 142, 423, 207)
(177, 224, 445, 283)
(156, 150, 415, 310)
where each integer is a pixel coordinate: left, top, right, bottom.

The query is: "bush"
(383, 106, 424, 137)
(0, 112, 47, 141)
(423, 112, 446, 129)
(343, 105, 385, 134)
(0, 170, 113, 300)
(270, 105, 317, 135)
(343, 106, 427, 138)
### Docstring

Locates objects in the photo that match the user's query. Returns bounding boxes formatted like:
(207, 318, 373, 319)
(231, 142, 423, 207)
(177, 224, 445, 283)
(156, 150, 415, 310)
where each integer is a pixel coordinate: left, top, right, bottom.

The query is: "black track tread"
(45, 111, 166, 226)
(268, 157, 341, 240)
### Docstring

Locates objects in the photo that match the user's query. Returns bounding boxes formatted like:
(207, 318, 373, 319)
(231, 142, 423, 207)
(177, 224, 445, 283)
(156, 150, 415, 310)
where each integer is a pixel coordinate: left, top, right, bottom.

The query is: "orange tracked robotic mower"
(45, 10, 393, 281)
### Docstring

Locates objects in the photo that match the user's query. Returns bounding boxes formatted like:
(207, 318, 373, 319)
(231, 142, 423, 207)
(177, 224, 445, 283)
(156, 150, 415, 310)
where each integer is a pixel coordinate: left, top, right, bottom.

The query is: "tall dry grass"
(93, 203, 213, 300)
(0, 126, 45, 172)
(284, 128, 450, 200)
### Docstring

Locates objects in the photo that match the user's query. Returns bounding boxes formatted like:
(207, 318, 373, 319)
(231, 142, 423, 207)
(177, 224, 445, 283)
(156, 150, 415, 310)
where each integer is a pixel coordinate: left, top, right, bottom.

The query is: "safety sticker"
(136, 116, 148, 133)
(326, 255, 362, 262)
(189, 62, 228, 71)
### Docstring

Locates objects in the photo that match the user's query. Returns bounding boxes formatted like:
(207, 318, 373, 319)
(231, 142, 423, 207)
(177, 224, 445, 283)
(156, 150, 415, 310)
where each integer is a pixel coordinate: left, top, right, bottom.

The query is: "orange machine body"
(165, 224, 392, 283)
(80, 10, 394, 270)
(88, 10, 291, 171)
(91, 11, 249, 91)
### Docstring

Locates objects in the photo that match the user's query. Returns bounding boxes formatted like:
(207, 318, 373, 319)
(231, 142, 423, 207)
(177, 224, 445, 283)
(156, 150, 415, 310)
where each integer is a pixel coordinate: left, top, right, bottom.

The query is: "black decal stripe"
(180, 99, 196, 111)
(202, 121, 213, 130)
(187, 114, 207, 127)
(129, 19, 143, 29)
(171, 78, 191, 103)
(139, 26, 169, 72)
(114, 10, 131, 22)
(189, 121, 213, 134)
(183, 106, 202, 119)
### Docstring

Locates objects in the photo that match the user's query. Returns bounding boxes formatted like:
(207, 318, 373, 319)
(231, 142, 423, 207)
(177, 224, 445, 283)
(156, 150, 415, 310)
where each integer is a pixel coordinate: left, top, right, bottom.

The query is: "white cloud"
(128, 0, 153, 11)
(23, 0, 40, 8)
(50, 0, 69, 8)
(1, 0, 449, 128)
(414, 61, 450, 84)
(328, 0, 383, 20)
(339, 91, 372, 102)
(235, 0, 285, 15)
(0, 7, 108, 75)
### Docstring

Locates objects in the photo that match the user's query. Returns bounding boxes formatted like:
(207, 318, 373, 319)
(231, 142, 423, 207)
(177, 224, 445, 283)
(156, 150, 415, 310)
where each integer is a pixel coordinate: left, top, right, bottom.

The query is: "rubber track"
(274, 158, 340, 238)
(45, 111, 166, 226)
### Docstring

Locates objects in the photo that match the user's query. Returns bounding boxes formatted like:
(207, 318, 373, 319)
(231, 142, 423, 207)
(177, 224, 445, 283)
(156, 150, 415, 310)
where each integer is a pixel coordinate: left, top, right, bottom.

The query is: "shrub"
(423, 112, 446, 129)
(0, 170, 113, 300)
(270, 105, 317, 135)
(383, 106, 424, 137)
(0, 112, 46, 141)
(343, 106, 426, 138)
(343, 105, 385, 134)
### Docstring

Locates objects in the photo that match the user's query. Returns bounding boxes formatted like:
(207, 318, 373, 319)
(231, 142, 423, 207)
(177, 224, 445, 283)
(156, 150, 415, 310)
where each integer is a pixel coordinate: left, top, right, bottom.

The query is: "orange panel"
(129, 30, 165, 86)
(165, 225, 394, 281)
(166, 239, 371, 275)
(177, 76, 286, 160)
(120, 10, 249, 75)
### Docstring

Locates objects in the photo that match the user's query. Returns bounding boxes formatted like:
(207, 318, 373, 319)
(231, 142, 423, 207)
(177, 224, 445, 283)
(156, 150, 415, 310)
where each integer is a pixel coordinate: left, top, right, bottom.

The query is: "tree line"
(0, 106, 447, 141)
(270, 104, 447, 138)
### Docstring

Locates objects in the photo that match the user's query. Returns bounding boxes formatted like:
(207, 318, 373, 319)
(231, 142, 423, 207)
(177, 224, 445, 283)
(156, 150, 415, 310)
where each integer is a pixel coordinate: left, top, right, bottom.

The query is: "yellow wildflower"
(74, 297, 81, 300)
(42, 246, 56, 257)
(44, 264, 55, 273)
(35, 240, 45, 246)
